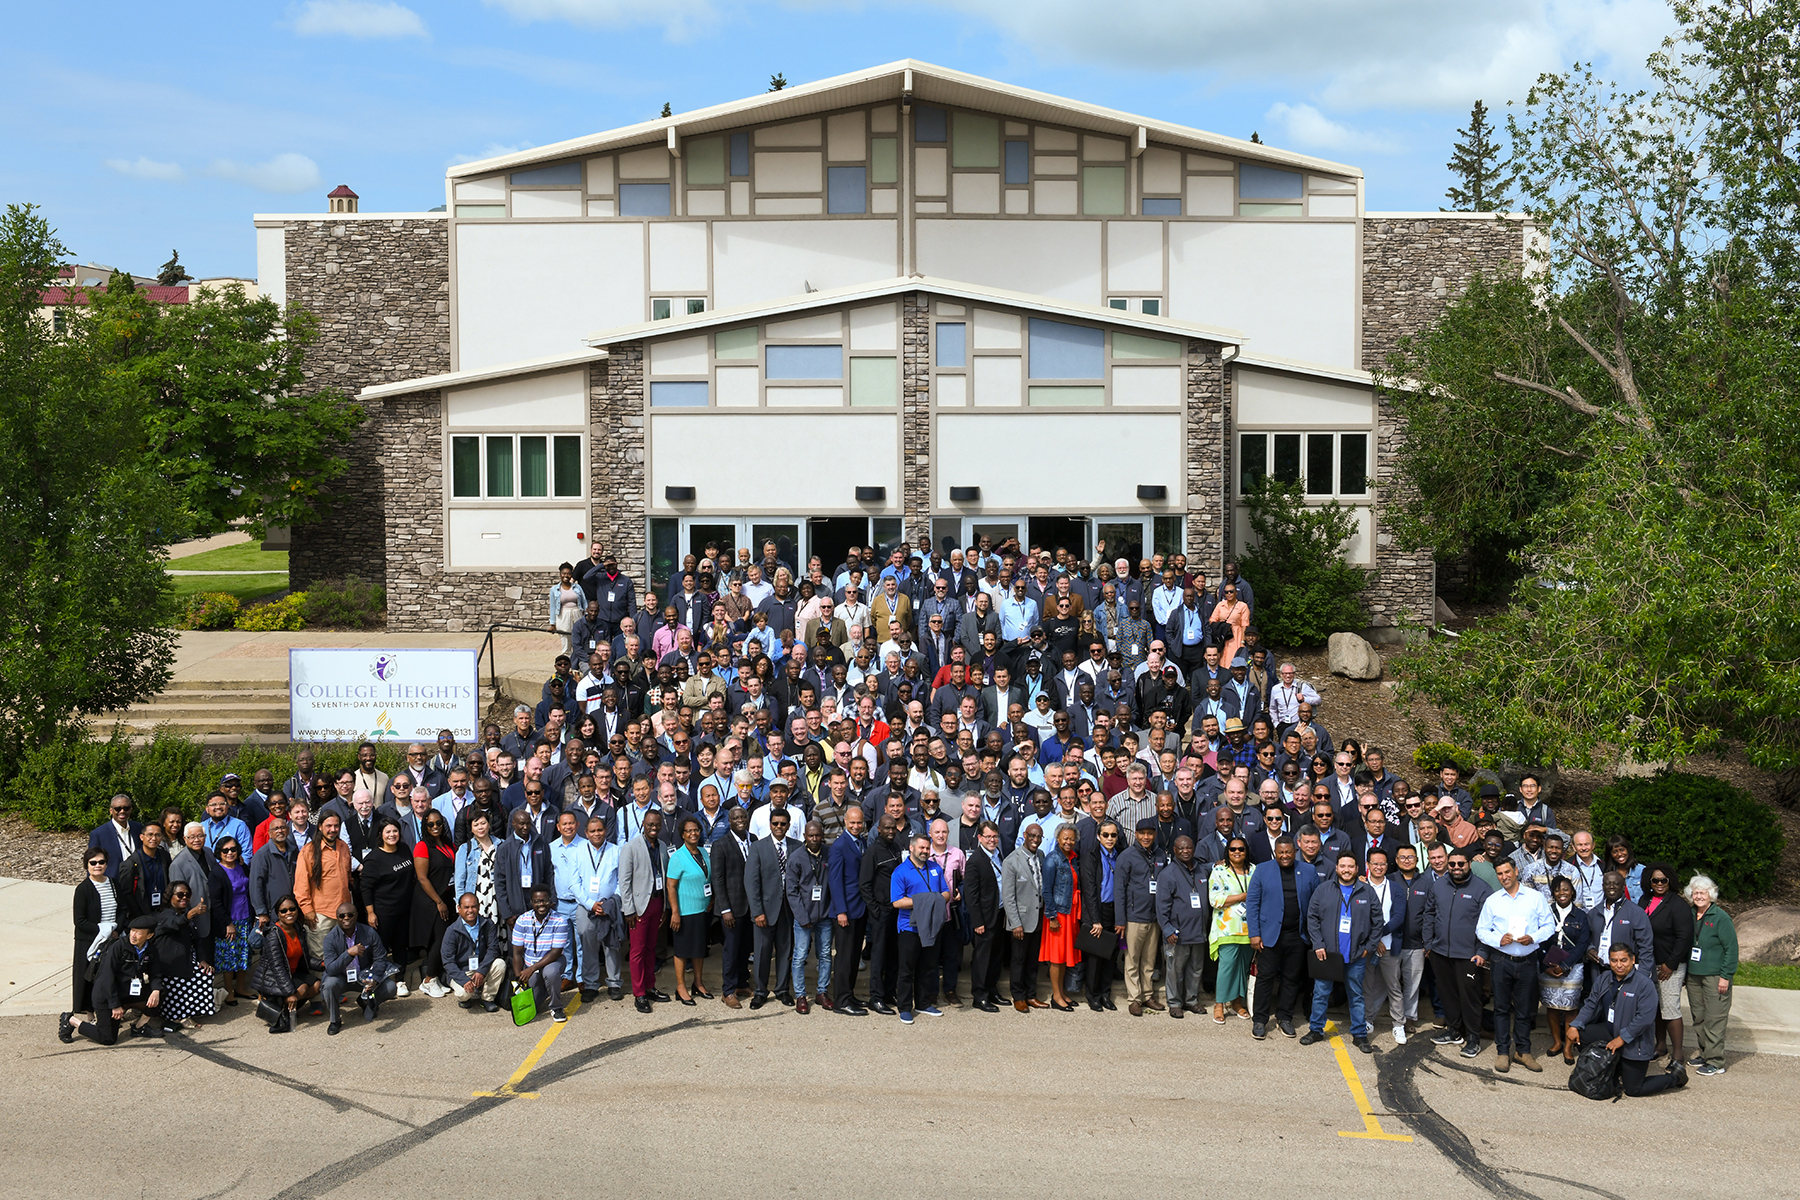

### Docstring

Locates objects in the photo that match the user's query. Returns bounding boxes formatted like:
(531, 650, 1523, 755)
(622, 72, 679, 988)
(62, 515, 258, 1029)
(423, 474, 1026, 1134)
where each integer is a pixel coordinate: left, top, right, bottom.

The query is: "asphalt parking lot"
(6, 981, 1797, 1200)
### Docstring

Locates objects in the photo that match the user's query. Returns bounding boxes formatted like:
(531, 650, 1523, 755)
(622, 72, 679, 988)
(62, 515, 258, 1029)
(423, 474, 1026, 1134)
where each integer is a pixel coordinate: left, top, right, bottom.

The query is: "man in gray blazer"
(619, 810, 670, 1013)
(746, 809, 801, 1009)
(1000, 823, 1046, 1012)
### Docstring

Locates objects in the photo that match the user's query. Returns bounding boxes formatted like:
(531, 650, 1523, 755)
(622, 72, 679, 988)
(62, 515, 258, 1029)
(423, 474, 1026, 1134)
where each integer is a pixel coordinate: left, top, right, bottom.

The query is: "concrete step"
(117, 716, 295, 736)
(164, 678, 289, 692)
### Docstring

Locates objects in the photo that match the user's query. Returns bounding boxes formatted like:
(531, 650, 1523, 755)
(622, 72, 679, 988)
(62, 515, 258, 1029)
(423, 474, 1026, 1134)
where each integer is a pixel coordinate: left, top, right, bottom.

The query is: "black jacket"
(711, 831, 757, 922)
(1646, 893, 1696, 971)
(115, 848, 172, 921)
(74, 878, 118, 953)
(963, 844, 1004, 929)
(858, 835, 904, 914)
(91, 936, 159, 1012)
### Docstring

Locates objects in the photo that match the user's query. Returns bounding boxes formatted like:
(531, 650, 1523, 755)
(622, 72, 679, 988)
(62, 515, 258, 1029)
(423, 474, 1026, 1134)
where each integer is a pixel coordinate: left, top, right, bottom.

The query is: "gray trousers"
(574, 905, 623, 988)
(323, 975, 397, 1023)
(1163, 939, 1204, 1011)
(1367, 948, 1404, 1020)
(1396, 948, 1426, 1021)
(524, 959, 565, 1011)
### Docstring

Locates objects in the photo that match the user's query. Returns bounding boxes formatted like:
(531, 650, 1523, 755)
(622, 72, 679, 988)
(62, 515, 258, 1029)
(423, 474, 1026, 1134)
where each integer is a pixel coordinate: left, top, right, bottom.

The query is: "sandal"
(1233, 1005, 1252, 1020)
(1212, 1004, 1227, 1025)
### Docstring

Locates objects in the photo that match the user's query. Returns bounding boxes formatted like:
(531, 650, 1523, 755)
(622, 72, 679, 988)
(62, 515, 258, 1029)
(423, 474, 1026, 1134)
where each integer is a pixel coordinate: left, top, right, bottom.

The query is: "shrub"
(1237, 479, 1369, 648)
(236, 592, 307, 631)
(182, 591, 241, 630)
(300, 576, 385, 628)
(1590, 770, 1785, 899)
(1413, 741, 1497, 775)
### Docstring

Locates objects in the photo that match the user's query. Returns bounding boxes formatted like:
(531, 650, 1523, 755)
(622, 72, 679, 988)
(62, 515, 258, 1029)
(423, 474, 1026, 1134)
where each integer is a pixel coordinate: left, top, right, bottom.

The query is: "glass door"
(750, 523, 802, 581)
(961, 517, 1026, 558)
(1092, 518, 1149, 567)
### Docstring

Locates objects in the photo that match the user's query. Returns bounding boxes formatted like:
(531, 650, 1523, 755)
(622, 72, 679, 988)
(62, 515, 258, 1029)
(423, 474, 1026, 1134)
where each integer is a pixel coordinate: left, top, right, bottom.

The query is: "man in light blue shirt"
(998, 579, 1039, 676)
(200, 792, 251, 854)
(1476, 858, 1557, 1071)
(1149, 568, 1184, 645)
(560, 814, 622, 1001)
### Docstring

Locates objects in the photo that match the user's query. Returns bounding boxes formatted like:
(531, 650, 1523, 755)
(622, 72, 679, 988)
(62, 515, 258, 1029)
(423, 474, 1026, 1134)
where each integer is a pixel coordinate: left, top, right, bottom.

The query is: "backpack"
(1567, 1041, 1622, 1101)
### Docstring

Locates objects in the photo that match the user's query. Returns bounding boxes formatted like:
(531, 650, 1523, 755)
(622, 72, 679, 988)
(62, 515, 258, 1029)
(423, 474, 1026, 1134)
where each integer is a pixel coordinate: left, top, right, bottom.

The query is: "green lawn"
(1737, 962, 1800, 990)
(170, 573, 289, 604)
(171, 540, 289, 572)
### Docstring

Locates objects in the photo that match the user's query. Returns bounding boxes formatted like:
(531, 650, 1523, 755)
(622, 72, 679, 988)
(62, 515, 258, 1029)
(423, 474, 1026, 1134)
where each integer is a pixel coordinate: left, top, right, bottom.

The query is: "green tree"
(1392, 5, 1800, 772)
(156, 250, 191, 287)
(84, 283, 367, 538)
(1237, 480, 1369, 647)
(0, 203, 184, 759)
(768, 72, 787, 92)
(659, 102, 672, 118)
(1444, 99, 1513, 211)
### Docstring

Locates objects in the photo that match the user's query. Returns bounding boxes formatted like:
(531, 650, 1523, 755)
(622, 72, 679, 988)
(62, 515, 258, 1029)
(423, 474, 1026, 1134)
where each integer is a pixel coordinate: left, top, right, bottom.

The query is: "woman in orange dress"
(1038, 825, 1082, 1011)
(1208, 583, 1251, 672)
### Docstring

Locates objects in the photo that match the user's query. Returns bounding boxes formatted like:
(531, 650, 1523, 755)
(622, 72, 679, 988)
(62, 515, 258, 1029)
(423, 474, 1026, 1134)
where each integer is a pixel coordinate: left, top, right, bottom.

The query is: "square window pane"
(1028, 317, 1104, 379)
(650, 381, 709, 406)
(486, 437, 514, 498)
(849, 356, 897, 406)
(871, 137, 898, 185)
(451, 436, 480, 497)
(1140, 298, 1161, 315)
(1239, 433, 1267, 495)
(619, 183, 671, 216)
(1306, 433, 1335, 494)
(1082, 167, 1126, 215)
(520, 436, 548, 497)
(1004, 140, 1029, 186)
(765, 344, 843, 379)
(715, 326, 758, 359)
(827, 166, 867, 214)
(554, 435, 582, 497)
(1340, 433, 1368, 495)
(915, 105, 947, 142)
(686, 137, 725, 185)
(686, 298, 706, 315)
(935, 322, 966, 368)
(953, 112, 1000, 168)
(1272, 433, 1302, 484)
(652, 298, 671, 320)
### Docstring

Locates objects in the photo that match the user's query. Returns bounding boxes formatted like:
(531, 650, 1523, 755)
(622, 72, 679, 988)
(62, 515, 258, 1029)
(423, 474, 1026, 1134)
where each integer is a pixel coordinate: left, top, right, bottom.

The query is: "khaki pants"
(304, 914, 334, 962)
(450, 956, 509, 1003)
(1685, 973, 1733, 1066)
(1123, 921, 1162, 1004)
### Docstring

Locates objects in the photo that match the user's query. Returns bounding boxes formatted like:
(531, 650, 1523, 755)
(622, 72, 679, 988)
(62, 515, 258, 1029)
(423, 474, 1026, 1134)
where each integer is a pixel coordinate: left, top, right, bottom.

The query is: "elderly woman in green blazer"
(1683, 874, 1737, 1076)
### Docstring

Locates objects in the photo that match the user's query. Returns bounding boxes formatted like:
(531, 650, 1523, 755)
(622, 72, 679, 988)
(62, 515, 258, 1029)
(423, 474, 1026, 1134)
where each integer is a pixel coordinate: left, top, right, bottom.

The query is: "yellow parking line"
(472, 992, 582, 1100)
(1330, 1032, 1412, 1142)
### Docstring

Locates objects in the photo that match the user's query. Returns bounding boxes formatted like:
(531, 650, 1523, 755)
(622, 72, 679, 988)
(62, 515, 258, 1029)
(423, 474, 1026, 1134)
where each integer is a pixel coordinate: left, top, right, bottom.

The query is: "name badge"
(470, 955, 481, 972)
(1339, 914, 1353, 934)
(1147, 879, 1157, 894)
(150, 891, 162, 907)
(521, 871, 532, 888)
(1607, 1006, 1615, 1023)
(1188, 892, 1201, 910)
(346, 965, 359, 983)
(588, 877, 602, 895)
(607, 591, 617, 603)
(811, 885, 823, 902)
(1690, 946, 1702, 962)
(1128, 644, 1140, 657)
(129, 978, 143, 997)
(703, 882, 714, 897)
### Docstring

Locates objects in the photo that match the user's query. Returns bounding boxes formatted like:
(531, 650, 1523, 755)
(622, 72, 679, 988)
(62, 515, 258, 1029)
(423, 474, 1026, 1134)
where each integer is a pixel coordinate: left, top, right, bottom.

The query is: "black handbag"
(1209, 621, 1234, 644)
(254, 997, 284, 1026)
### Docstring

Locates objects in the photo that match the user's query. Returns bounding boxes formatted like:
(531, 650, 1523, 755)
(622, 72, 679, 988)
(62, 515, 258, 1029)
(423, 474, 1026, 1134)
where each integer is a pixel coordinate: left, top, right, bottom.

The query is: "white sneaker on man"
(1393, 1021, 1408, 1045)
(423, 980, 449, 998)
(393, 980, 409, 997)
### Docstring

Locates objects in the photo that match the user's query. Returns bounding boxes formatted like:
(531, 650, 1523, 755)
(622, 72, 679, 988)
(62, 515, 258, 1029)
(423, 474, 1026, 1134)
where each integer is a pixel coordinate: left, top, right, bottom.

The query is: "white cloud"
(104, 156, 185, 182)
(447, 142, 534, 167)
(291, 0, 428, 38)
(206, 152, 323, 194)
(924, 0, 1663, 112)
(482, 0, 722, 41)
(1264, 102, 1401, 154)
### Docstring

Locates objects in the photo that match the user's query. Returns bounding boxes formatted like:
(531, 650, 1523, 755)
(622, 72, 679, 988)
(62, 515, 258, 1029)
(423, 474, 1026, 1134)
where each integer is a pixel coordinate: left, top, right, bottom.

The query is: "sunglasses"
(87, 858, 107, 867)
(220, 846, 241, 855)
(276, 906, 299, 914)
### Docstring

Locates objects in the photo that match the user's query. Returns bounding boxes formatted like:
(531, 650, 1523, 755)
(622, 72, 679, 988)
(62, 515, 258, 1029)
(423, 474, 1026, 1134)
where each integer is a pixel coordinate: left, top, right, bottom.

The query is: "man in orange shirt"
(1436, 797, 1480, 850)
(294, 812, 354, 958)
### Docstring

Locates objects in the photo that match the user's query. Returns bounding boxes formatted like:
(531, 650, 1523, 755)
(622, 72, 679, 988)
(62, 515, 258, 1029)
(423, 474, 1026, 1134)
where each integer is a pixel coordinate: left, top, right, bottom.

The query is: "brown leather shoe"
(815, 993, 833, 1011)
(1145, 998, 1167, 1012)
(1013, 1000, 1030, 1013)
(796, 996, 810, 1014)
(736, 987, 752, 998)
(723, 993, 741, 1009)
(1495, 1052, 1510, 1072)
(1129, 1001, 1144, 1016)
(1028, 998, 1050, 1008)
(942, 992, 962, 1006)
(1514, 1051, 1542, 1073)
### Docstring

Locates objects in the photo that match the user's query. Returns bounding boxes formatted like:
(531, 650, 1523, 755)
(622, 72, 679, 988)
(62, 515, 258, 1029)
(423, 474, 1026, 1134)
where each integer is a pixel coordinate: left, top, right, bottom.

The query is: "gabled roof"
(448, 59, 1359, 181)
(358, 348, 608, 400)
(582, 276, 1245, 348)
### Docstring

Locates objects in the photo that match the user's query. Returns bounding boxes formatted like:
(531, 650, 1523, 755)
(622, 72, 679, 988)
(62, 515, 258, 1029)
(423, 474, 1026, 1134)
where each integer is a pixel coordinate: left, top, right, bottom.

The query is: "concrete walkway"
(167, 531, 253, 559)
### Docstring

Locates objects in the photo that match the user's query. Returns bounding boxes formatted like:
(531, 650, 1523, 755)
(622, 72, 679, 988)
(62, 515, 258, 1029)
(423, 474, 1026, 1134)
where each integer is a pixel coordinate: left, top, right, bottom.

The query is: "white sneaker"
(1393, 1022, 1408, 1045)
(424, 981, 448, 998)
(393, 980, 409, 997)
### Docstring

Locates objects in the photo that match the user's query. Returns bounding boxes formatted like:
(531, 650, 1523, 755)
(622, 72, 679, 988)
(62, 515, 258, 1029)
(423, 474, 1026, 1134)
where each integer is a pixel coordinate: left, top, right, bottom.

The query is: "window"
(451, 434, 584, 499)
(651, 297, 706, 320)
(1107, 297, 1163, 315)
(1239, 431, 1367, 497)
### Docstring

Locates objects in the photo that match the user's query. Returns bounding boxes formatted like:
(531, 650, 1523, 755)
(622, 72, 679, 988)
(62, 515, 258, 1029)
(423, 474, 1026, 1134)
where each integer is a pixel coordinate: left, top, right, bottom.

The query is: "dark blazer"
(74, 877, 118, 954)
(1245, 858, 1321, 947)
(323, 921, 396, 983)
(86, 821, 142, 879)
(492, 836, 554, 926)
(859, 835, 904, 915)
(1645, 893, 1696, 970)
(746, 836, 800, 922)
(711, 832, 757, 924)
(963, 845, 1005, 930)
(115, 848, 173, 921)
(827, 831, 866, 920)
(1077, 842, 1118, 922)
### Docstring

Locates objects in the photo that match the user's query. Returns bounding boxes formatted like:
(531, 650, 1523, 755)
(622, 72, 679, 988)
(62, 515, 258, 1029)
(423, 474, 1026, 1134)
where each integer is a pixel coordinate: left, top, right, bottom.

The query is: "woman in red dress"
(1038, 825, 1083, 1012)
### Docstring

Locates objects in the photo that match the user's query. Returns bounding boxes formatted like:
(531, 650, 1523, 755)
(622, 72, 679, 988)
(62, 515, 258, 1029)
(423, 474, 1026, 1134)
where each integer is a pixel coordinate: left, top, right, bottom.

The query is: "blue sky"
(4, 0, 1672, 280)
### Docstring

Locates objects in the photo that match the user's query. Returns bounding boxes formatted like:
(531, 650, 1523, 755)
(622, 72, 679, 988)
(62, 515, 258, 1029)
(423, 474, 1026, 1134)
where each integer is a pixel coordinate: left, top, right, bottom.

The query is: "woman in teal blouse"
(666, 816, 714, 1005)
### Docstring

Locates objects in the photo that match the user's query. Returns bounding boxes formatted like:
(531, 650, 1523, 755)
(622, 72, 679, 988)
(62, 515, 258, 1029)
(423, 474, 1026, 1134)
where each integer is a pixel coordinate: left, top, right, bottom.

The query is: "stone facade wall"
(589, 344, 647, 584)
(281, 216, 451, 590)
(1360, 214, 1528, 369)
(1183, 340, 1229, 574)
(901, 292, 932, 542)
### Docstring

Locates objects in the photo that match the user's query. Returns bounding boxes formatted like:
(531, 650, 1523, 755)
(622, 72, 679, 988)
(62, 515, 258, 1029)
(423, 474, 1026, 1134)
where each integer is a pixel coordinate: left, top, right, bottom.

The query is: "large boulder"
(1327, 632, 1383, 681)
(1736, 905, 1800, 964)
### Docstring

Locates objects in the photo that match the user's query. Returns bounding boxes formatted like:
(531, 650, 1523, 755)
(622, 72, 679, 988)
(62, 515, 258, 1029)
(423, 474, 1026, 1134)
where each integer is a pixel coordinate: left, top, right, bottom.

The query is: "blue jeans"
(792, 919, 832, 997)
(1310, 954, 1368, 1038)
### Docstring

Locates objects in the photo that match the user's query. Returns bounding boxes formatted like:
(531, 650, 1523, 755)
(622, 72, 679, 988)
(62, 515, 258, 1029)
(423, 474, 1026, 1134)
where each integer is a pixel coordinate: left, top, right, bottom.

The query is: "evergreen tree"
(1249, 131, 1261, 144)
(659, 102, 672, 118)
(1444, 100, 1512, 211)
(768, 72, 787, 92)
(156, 250, 191, 286)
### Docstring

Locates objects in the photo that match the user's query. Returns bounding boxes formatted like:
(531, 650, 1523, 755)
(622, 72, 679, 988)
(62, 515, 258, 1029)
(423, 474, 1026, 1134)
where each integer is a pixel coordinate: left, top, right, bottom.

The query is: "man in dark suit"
(745, 808, 800, 1009)
(711, 805, 757, 1008)
(492, 809, 555, 931)
(1246, 837, 1320, 1038)
(980, 666, 1024, 727)
(827, 805, 869, 1015)
(87, 795, 143, 881)
(858, 817, 905, 1014)
(962, 819, 1007, 1013)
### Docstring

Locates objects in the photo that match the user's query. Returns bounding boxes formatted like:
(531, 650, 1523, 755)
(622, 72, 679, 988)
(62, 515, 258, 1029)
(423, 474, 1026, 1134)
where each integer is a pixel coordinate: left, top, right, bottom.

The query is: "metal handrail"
(476, 622, 556, 696)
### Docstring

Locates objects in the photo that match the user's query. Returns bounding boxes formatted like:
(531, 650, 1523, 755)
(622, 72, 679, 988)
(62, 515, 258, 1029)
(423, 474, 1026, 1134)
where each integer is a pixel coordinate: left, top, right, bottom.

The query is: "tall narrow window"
(553, 436, 583, 497)
(1239, 433, 1267, 495)
(486, 437, 514, 498)
(520, 436, 548, 497)
(1271, 433, 1302, 484)
(1340, 434, 1369, 495)
(452, 436, 481, 498)
(1306, 433, 1335, 495)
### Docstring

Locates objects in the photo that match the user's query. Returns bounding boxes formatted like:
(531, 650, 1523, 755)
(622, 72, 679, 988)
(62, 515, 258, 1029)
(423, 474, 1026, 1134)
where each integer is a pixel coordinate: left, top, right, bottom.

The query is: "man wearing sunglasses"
(87, 794, 142, 881)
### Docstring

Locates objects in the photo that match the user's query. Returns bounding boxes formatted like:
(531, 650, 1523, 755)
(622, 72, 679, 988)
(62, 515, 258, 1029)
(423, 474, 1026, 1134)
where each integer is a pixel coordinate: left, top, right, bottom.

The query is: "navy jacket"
(1114, 844, 1162, 924)
(1397, 869, 1437, 950)
(440, 917, 504, 985)
(87, 821, 143, 879)
(1154, 857, 1211, 942)
(1421, 873, 1495, 959)
(322, 922, 396, 984)
(1574, 964, 1659, 1059)
(827, 831, 866, 920)
(1306, 878, 1382, 961)
(1245, 858, 1320, 946)
(1586, 898, 1655, 967)
(492, 835, 555, 926)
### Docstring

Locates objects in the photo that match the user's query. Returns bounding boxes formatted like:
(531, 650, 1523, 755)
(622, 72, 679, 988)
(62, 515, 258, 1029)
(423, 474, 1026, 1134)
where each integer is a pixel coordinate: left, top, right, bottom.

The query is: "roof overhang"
(448, 59, 1359, 182)
(358, 348, 608, 401)
(1232, 353, 1372, 387)
(585, 276, 1244, 349)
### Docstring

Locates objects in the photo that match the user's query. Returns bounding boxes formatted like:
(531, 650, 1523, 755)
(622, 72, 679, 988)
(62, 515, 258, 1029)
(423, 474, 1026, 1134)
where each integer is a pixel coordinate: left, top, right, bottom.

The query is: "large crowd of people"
(60, 536, 1741, 1095)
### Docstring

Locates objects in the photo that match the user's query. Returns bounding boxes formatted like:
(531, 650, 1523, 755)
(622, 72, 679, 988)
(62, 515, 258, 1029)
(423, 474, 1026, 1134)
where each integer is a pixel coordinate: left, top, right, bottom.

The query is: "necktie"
(776, 842, 787, 870)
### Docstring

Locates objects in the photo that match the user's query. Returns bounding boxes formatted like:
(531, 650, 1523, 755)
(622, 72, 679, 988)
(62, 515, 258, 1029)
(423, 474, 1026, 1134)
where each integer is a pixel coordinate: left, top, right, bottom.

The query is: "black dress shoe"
(649, 990, 671, 1003)
(483, 1001, 500, 1012)
(635, 997, 653, 1013)
(869, 1000, 896, 1016)
(976, 999, 999, 1013)
(327, 1020, 342, 1035)
(1051, 999, 1076, 1012)
(678, 994, 697, 1006)
(608, 986, 624, 1001)
(580, 989, 599, 1003)
(1087, 998, 1104, 1012)
(749, 994, 768, 1010)
(778, 993, 795, 1007)
(841, 1003, 869, 1016)
(1102, 996, 1118, 1011)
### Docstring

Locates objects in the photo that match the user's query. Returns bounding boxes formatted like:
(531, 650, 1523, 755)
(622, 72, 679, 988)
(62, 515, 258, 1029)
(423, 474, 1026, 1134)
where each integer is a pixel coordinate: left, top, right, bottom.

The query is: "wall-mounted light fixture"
(664, 486, 696, 502)
(949, 486, 981, 503)
(1136, 484, 1168, 501)
(855, 486, 886, 502)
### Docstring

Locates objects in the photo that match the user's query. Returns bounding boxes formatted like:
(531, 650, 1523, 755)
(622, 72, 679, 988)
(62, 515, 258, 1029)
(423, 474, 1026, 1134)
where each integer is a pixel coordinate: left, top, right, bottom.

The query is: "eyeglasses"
(87, 859, 107, 868)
